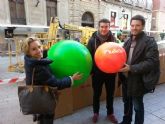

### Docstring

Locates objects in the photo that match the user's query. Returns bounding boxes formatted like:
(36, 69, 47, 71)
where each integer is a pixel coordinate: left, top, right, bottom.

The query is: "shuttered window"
(9, 0, 26, 25)
(46, 0, 57, 25)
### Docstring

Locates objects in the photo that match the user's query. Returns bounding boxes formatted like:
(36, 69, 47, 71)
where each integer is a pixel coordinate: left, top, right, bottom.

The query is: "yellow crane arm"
(64, 24, 96, 45)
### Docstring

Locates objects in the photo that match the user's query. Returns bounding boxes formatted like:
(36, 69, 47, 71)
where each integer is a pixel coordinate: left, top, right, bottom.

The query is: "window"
(135, 0, 146, 8)
(81, 12, 94, 27)
(123, 0, 133, 5)
(115, 0, 122, 2)
(146, 0, 153, 10)
(138, 0, 146, 8)
(9, 0, 26, 25)
(46, 0, 57, 25)
(134, 0, 139, 6)
(110, 11, 117, 27)
(122, 14, 128, 30)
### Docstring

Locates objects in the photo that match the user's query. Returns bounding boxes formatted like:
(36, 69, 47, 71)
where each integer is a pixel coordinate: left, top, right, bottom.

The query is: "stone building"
(152, 0, 165, 32)
(102, 0, 153, 32)
(59, 0, 153, 31)
(0, 0, 153, 42)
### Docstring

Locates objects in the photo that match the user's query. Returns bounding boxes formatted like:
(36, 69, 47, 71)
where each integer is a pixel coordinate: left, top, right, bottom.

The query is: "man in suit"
(119, 15, 160, 124)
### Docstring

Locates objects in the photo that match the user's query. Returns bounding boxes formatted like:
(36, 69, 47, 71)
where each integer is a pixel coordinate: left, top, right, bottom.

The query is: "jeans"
(37, 114, 54, 124)
(133, 96, 144, 124)
(92, 74, 116, 115)
(122, 80, 144, 124)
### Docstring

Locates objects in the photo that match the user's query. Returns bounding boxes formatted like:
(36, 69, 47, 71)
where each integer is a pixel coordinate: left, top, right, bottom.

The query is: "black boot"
(33, 114, 37, 122)
(39, 114, 54, 124)
(33, 114, 40, 122)
(119, 116, 131, 124)
(119, 121, 131, 124)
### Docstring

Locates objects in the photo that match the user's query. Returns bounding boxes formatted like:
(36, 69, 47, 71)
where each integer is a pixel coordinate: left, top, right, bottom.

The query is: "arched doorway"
(81, 12, 94, 27)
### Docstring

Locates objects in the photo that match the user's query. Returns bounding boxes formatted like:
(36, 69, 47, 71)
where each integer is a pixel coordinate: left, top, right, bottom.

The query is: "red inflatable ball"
(94, 42, 127, 73)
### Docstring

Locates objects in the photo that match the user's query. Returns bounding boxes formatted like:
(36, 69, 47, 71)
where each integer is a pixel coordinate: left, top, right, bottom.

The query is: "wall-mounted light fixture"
(122, 8, 125, 13)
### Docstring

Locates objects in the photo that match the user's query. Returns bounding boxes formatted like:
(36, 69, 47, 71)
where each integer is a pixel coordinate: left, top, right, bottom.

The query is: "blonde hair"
(22, 37, 40, 55)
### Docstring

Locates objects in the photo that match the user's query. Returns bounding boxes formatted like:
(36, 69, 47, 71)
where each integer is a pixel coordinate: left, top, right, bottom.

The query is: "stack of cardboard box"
(158, 44, 165, 84)
(54, 44, 165, 119)
(72, 77, 93, 111)
(55, 88, 73, 118)
(54, 75, 122, 119)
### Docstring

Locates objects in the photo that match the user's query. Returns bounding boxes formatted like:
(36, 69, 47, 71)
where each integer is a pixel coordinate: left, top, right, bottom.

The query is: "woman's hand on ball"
(72, 72, 83, 80)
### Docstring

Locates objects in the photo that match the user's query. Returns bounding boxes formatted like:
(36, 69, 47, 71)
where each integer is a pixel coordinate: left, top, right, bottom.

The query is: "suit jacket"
(123, 32, 159, 96)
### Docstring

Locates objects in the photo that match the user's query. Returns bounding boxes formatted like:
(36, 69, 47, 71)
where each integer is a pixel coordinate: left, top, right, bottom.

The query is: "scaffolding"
(7, 38, 24, 72)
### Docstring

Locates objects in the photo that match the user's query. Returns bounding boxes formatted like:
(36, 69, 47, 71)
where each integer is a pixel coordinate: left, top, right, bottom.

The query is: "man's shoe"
(107, 114, 118, 123)
(92, 113, 99, 123)
(119, 120, 131, 124)
(118, 120, 131, 124)
(33, 114, 40, 122)
(119, 116, 132, 124)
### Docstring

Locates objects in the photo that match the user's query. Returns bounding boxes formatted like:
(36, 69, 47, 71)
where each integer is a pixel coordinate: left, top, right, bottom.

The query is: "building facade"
(102, 0, 153, 32)
(60, 0, 153, 31)
(152, 0, 165, 32)
(0, 0, 153, 42)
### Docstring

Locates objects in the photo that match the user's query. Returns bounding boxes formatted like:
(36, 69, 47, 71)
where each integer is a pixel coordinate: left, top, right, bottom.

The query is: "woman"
(22, 37, 82, 124)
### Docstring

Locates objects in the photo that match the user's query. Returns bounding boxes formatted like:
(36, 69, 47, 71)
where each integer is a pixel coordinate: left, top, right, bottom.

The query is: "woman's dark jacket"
(87, 31, 116, 76)
(24, 56, 71, 89)
(123, 32, 160, 96)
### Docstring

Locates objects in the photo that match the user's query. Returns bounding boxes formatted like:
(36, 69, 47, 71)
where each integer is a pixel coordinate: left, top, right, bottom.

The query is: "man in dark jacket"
(119, 15, 160, 124)
(87, 19, 118, 123)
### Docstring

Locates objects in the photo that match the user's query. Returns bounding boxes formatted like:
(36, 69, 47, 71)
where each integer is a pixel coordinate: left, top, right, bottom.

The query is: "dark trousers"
(122, 80, 144, 124)
(37, 114, 54, 124)
(92, 74, 116, 115)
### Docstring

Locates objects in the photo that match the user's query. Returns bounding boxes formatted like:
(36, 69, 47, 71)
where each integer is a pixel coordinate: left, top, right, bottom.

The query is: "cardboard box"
(55, 88, 73, 119)
(101, 73, 122, 98)
(115, 85, 122, 97)
(72, 76, 93, 111)
(100, 85, 106, 101)
(55, 75, 122, 118)
(159, 54, 165, 69)
(72, 75, 121, 111)
(99, 74, 122, 101)
(158, 50, 165, 84)
(158, 69, 165, 84)
(114, 73, 122, 97)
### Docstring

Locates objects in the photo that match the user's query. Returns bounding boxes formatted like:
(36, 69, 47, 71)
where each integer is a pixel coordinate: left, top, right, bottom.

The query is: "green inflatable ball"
(48, 40, 92, 87)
